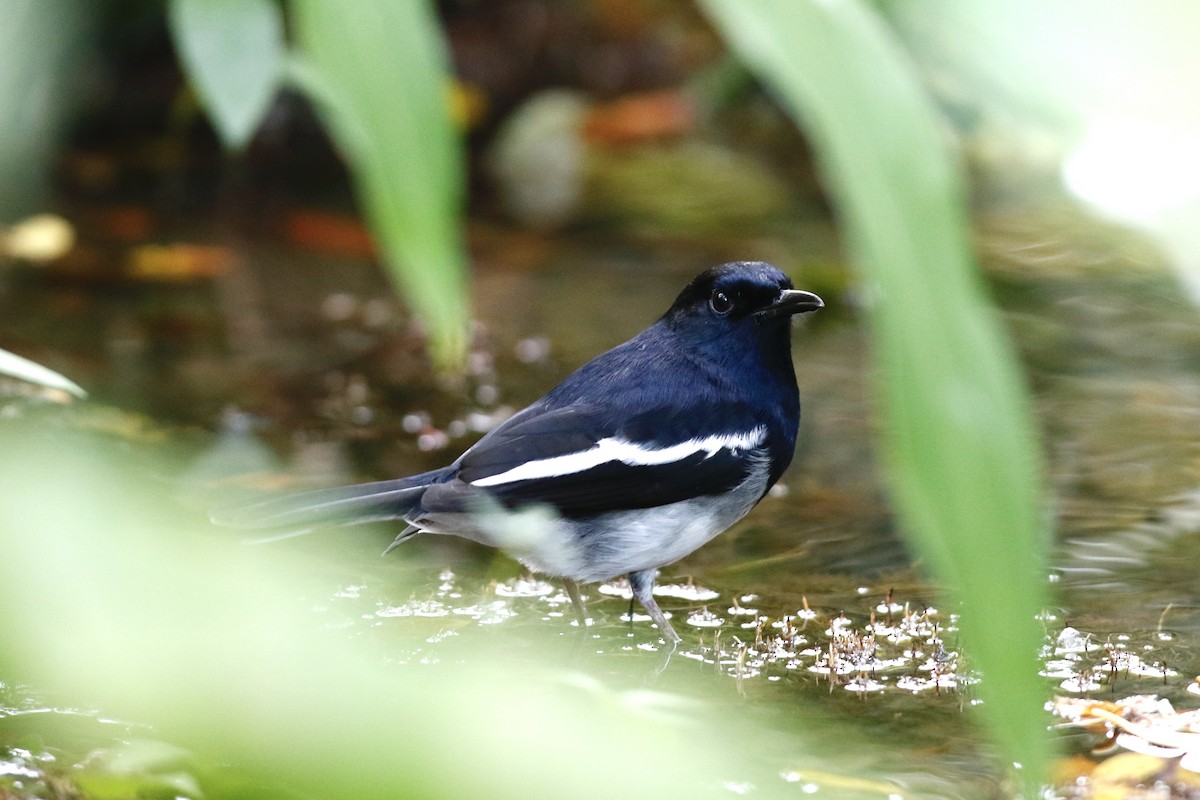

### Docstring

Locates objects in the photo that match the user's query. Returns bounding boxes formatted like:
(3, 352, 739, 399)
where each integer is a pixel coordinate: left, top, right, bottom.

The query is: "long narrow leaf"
(290, 1, 469, 366)
(0, 347, 85, 397)
(701, 0, 1050, 785)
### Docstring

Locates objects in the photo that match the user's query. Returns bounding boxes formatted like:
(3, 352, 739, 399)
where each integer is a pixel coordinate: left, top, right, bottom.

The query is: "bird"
(216, 261, 823, 644)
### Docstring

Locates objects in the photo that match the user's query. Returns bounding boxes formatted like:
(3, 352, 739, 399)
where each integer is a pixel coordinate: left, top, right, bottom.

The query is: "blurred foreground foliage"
(0, 425, 906, 800)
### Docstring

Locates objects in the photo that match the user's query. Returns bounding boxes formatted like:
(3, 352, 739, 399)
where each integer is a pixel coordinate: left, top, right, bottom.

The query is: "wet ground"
(2, 198, 1200, 797)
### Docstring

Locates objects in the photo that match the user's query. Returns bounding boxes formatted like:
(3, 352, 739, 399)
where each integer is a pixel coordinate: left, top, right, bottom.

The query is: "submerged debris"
(332, 570, 1192, 716)
(1052, 695, 1200, 798)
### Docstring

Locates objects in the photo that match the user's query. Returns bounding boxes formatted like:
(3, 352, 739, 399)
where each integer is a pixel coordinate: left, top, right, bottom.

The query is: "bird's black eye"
(709, 290, 734, 316)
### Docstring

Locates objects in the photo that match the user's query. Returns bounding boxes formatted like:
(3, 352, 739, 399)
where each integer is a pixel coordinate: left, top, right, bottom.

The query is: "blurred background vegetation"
(4, 1, 1200, 798)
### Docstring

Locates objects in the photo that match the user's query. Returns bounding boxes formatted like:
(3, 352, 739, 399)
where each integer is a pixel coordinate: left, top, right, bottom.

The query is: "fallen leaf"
(127, 244, 237, 281)
(583, 90, 694, 145)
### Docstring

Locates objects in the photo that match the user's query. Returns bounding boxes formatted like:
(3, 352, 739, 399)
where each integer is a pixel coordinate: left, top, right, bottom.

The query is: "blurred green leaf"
(0, 346, 85, 397)
(0, 432, 721, 800)
(0, 0, 91, 218)
(290, 1, 469, 366)
(701, 0, 1051, 786)
(75, 739, 202, 800)
(0, 429, 910, 800)
(166, 0, 285, 150)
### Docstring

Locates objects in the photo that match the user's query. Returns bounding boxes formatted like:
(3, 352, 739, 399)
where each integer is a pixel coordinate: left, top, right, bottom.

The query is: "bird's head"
(664, 262, 823, 351)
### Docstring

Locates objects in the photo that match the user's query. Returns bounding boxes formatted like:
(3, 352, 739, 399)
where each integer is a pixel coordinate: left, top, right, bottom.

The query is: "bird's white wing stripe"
(470, 426, 766, 488)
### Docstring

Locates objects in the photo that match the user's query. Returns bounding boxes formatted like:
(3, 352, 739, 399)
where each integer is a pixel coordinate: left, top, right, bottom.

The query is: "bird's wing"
(456, 404, 768, 517)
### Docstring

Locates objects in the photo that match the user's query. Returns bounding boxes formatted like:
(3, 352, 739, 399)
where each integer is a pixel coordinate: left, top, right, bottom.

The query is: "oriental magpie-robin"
(218, 262, 823, 644)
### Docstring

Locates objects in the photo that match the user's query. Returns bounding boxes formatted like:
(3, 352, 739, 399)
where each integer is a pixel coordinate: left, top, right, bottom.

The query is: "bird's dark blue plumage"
(216, 261, 822, 644)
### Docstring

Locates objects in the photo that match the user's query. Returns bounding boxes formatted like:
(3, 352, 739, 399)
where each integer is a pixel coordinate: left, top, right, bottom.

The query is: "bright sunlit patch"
(494, 577, 555, 597)
(1063, 118, 1200, 222)
(653, 582, 719, 601)
(685, 609, 724, 628)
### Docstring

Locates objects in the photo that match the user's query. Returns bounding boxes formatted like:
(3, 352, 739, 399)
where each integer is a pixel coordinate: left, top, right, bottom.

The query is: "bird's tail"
(211, 466, 453, 537)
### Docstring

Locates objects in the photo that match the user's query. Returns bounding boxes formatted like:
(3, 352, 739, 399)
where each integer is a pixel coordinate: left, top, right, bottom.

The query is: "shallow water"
(2, 205, 1200, 796)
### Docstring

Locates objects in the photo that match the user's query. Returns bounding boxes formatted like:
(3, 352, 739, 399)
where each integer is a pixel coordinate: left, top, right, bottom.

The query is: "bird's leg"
(563, 578, 589, 628)
(628, 569, 681, 646)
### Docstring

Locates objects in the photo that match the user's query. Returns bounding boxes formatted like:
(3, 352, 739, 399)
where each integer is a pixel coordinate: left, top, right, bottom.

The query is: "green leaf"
(0, 0, 92, 217)
(167, 0, 285, 150)
(701, 0, 1051, 785)
(290, 1, 469, 366)
(0, 432, 749, 800)
(0, 347, 85, 397)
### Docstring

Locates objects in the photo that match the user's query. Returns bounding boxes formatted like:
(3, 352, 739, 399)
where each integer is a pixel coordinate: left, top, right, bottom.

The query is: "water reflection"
(5, 207, 1200, 795)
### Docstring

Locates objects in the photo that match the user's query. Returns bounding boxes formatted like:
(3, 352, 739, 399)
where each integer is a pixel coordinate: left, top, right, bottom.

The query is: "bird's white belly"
(499, 460, 771, 583)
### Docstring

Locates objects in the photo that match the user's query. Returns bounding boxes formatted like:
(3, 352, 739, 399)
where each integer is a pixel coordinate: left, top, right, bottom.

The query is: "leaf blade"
(167, 0, 285, 150)
(701, 0, 1051, 784)
(0, 347, 85, 397)
(290, 0, 469, 365)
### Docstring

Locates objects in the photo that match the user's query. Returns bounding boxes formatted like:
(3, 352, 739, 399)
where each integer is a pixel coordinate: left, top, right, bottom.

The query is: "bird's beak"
(755, 289, 824, 322)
